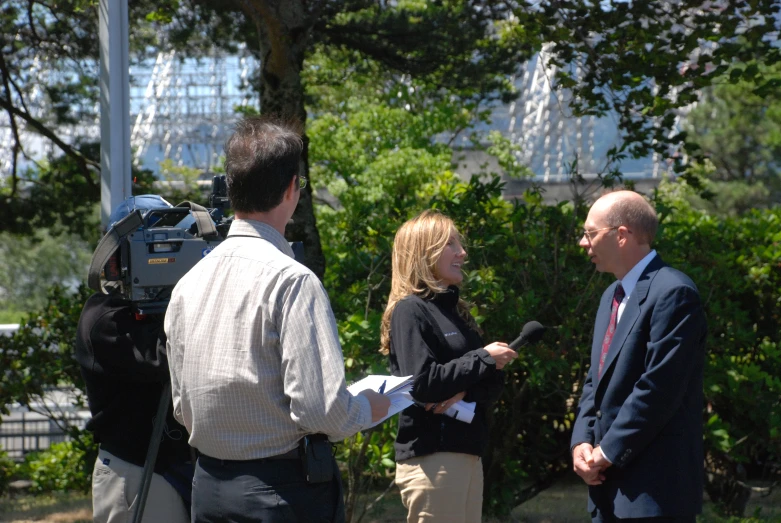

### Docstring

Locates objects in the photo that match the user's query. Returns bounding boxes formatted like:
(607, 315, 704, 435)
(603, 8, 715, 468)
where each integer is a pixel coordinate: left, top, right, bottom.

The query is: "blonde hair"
(380, 210, 478, 355)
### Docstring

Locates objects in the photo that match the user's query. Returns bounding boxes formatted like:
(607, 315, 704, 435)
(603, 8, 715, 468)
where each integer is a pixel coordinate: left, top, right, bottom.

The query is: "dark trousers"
(592, 509, 696, 523)
(192, 454, 345, 523)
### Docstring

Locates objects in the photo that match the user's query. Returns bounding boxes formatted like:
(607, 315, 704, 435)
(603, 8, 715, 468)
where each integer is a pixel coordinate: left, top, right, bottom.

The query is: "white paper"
(443, 400, 476, 424)
(396, 391, 476, 424)
(347, 374, 413, 396)
(348, 375, 415, 428)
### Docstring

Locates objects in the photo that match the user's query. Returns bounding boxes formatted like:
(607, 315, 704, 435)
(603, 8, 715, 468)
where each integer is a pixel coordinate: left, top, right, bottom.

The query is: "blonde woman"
(381, 210, 517, 523)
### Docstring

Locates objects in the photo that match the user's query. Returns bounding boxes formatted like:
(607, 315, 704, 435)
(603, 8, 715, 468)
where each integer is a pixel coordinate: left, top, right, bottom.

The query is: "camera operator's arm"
(75, 293, 169, 383)
(278, 273, 385, 440)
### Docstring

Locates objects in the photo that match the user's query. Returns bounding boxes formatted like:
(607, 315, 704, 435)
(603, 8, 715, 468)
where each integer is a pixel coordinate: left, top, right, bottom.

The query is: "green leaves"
(309, 70, 599, 503)
(0, 449, 15, 496)
(319, 1, 533, 101)
(528, 0, 781, 175)
(0, 285, 91, 416)
(0, 230, 92, 316)
(18, 431, 95, 493)
(651, 195, 781, 497)
(684, 62, 781, 208)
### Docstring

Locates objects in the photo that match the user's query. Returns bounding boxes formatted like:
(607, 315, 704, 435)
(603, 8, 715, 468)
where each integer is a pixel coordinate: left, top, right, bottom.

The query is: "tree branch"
(0, 94, 100, 183)
(0, 49, 23, 196)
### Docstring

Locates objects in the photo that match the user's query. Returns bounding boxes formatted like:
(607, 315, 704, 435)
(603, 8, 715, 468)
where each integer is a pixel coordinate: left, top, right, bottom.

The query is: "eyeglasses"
(582, 226, 619, 241)
(297, 175, 308, 189)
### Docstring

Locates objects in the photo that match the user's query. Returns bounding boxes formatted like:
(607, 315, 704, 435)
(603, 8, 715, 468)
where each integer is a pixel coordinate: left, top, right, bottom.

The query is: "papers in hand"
(347, 375, 414, 428)
(347, 374, 476, 426)
(443, 400, 476, 424)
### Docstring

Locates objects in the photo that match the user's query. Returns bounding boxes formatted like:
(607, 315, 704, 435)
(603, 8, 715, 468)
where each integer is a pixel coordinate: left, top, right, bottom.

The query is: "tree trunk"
(240, 0, 325, 278)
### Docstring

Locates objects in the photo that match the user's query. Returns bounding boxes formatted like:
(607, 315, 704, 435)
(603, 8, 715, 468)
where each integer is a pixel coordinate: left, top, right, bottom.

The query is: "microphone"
(509, 321, 547, 351)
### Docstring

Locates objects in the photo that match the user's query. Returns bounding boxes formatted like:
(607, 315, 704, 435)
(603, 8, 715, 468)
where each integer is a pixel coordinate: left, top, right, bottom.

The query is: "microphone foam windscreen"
(521, 321, 546, 343)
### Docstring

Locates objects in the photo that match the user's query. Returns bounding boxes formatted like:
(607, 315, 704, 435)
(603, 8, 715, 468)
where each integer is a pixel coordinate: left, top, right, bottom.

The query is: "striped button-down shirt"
(165, 219, 371, 460)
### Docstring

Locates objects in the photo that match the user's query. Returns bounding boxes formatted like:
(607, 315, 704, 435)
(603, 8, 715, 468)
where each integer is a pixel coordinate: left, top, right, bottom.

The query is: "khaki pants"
(92, 449, 189, 523)
(395, 452, 483, 523)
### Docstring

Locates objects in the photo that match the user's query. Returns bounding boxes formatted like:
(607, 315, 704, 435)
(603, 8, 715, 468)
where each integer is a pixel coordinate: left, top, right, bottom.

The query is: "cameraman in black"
(75, 195, 191, 523)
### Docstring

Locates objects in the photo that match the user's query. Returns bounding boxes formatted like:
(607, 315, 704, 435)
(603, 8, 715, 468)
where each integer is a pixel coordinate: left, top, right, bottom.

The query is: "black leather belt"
(199, 446, 300, 465)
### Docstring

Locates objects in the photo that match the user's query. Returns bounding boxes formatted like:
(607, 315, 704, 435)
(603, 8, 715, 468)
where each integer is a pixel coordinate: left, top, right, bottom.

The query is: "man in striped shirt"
(165, 116, 389, 522)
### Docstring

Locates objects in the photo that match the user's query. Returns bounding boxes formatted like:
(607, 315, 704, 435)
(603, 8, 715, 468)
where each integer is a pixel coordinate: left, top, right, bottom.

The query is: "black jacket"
(389, 286, 504, 461)
(74, 292, 191, 473)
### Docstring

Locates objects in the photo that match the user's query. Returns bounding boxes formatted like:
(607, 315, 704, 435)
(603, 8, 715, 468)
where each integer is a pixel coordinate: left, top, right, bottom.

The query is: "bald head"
(593, 191, 658, 246)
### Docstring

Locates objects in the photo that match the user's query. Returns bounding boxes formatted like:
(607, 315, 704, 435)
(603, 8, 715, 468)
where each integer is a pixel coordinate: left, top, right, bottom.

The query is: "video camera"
(88, 175, 304, 314)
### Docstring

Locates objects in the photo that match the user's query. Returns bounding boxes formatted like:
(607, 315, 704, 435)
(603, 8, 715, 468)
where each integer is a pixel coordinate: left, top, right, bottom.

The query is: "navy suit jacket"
(571, 255, 707, 518)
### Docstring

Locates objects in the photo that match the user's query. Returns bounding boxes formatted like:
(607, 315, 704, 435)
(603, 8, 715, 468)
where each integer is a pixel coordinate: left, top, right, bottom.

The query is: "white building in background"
(1, 47, 676, 188)
(0, 49, 259, 184)
(129, 50, 259, 175)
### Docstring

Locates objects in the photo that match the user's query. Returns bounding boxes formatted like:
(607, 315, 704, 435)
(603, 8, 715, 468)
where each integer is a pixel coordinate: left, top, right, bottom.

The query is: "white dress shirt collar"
(615, 250, 657, 324)
(227, 218, 294, 258)
(619, 249, 657, 299)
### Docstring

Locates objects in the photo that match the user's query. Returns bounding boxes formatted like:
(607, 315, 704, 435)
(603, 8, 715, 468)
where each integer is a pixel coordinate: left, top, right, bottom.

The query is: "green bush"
(0, 285, 95, 493)
(304, 45, 779, 516)
(1, 168, 778, 517)
(315, 155, 781, 515)
(0, 449, 18, 496)
(0, 284, 91, 416)
(18, 431, 96, 493)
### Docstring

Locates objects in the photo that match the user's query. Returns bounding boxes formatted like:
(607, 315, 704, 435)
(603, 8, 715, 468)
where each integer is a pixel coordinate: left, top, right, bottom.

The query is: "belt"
(199, 446, 301, 466)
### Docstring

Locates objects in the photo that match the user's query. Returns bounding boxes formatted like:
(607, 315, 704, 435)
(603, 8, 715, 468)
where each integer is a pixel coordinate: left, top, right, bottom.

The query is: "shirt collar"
(227, 219, 295, 258)
(431, 285, 460, 309)
(619, 249, 657, 298)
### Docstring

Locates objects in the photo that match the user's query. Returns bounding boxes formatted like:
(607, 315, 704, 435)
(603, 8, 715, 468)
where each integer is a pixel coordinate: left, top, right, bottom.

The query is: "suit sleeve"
(391, 299, 498, 403)
(599, 285, 706, 467)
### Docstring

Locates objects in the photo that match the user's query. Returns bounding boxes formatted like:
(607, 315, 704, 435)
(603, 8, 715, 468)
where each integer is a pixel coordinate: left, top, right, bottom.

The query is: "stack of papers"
(347, 375, 414, 427)
(347, 374, 478, 426)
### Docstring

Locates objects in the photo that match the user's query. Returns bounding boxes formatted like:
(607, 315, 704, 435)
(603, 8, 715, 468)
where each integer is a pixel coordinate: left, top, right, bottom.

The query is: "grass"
(0, 309, 24, 325)
(509, 475, 781, 523)
(359, 475, 781, 523)
(0, 491, 90, 523)
(509, 476, 589, 523)
(0, 480, 779, 523)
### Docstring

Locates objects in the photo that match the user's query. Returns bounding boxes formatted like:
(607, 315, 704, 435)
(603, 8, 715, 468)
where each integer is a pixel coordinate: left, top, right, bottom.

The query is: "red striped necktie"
(598, 283, 625, 378)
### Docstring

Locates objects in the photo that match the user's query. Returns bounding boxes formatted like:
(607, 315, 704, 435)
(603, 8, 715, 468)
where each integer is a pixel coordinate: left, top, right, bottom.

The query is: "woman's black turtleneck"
(389, 286, 504, 461)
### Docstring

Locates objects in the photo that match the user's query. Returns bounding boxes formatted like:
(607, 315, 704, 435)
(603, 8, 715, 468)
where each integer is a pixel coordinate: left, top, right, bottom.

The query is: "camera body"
(90, 175, 304, 314)
(95, 176, 231, 314)
(108, 207, 225, 313)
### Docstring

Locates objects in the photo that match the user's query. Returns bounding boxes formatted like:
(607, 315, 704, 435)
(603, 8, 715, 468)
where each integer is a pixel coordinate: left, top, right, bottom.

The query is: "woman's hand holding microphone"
(484, 342, 517, 370)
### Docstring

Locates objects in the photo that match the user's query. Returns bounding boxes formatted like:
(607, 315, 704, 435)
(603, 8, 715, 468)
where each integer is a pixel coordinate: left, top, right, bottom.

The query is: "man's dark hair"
(224, 116, 304, 213)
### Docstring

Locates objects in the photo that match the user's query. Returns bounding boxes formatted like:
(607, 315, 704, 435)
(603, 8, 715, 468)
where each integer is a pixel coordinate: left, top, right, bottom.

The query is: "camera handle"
(89, 201, 221, 294)
(173, 201, 219, 240)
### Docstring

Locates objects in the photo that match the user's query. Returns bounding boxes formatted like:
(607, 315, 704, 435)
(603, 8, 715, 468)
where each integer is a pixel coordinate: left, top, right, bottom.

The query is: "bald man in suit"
(571, 191, 707, 522)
